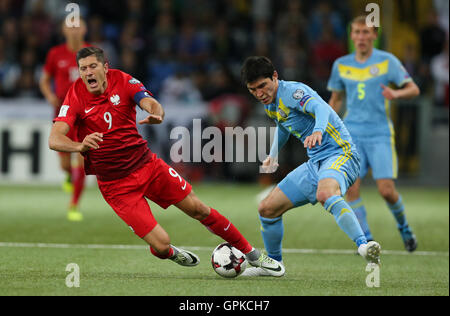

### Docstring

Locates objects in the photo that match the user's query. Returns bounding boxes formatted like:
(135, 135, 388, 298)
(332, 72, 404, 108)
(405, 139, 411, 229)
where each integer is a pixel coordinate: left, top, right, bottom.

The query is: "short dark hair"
(241, 56, 275, 85)
(76, 47, 106, 66)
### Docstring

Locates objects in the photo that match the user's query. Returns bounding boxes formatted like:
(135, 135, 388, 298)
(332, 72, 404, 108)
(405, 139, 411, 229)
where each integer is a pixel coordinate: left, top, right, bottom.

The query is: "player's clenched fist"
(80, 132, 103, 152)
(261, 156, 279, 174)
(304, 131, 323, 149)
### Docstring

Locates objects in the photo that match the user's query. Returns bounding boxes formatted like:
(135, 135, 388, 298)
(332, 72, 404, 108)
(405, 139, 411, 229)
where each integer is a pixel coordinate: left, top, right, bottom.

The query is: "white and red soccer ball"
(211, 242, 248, 278)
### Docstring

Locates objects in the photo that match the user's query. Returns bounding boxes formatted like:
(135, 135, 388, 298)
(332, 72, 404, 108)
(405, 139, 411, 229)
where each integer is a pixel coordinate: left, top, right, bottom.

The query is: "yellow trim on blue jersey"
(264, 98, 290, 122)
(338, 59, 389, 82)
(301, 97, 316, 113)
(325, 123, 353, 171)
(385, 98, 398, 178)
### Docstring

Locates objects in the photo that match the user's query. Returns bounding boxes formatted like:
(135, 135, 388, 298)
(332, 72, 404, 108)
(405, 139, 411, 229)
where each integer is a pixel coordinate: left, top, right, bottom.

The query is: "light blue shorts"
(278, 153, 361, 207)
(353, 135, 397, 179)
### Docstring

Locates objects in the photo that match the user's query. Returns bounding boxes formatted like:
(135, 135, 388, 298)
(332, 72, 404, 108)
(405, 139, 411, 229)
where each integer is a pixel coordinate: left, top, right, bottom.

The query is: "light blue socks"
(387, 195, 408, 229)
(324, 196, 367, 247)
(349, 198, 374, 241)
(259, 215, 284, 262)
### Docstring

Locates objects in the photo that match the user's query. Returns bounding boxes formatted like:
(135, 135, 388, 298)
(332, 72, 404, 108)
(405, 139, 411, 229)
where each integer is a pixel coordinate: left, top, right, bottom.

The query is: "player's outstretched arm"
(138, 97, 165, 125)
(49, 121, 103, 153)
(381, 81, 420, 100)
(39, 72, 60, 109)
(328, 90, 345, 114)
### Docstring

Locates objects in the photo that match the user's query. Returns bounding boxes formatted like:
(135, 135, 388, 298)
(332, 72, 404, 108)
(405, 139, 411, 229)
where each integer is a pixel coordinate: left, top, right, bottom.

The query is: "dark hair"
(241, 56, 275, 84)
(76, 47, 106, 66)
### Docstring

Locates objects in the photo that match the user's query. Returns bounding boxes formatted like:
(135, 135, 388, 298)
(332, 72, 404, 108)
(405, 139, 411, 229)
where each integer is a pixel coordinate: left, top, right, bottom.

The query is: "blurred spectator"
(23, 0, 54, 46)
(125, 0, 146, 24)
(120, 19, 146, 54)
(87, 15, 119, 67)
(0, 37, 21, 97)
(202, 65, 238, 101)
(402, 43, 420, 77)
(118, 48, 146, 81)
(0, 0, 24, 21)
(433, 0, 449, 34)
(252, 20, 273, 57)
(149, 11, 176, 57)
(430, 39, 449, 108)
(1, 17, 20, 62)
(310, 23, 345, 95)
(13, 46, 42, 97)
(420, 10, 447, 63)
(210, 19, 237, 64)
(158, 70, 203, 105)
(276, 43, 308, 82)
(308, 0, 345, 41)
(275, 0, 307, 45)
(251, 0, 271, 22)
(175, 19, 210, 72)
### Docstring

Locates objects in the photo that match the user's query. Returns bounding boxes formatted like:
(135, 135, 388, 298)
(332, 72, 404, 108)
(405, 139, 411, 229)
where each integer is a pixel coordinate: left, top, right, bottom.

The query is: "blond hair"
(351, 15, 379, 34)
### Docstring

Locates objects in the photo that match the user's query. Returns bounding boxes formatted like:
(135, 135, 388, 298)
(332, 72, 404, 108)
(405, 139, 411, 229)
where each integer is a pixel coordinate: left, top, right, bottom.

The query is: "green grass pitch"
(0, 183, 448, 296)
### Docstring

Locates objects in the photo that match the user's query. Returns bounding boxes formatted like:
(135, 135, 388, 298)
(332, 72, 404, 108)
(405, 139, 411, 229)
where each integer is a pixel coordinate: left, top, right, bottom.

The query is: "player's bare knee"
(258, 199, 276, 218)
(378, 186, 396, 201)
(316, 189, 333, 205)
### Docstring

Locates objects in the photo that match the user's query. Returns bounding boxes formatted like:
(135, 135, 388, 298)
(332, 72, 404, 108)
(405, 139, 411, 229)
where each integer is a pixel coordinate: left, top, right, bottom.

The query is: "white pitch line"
(0, 242, 448, 257)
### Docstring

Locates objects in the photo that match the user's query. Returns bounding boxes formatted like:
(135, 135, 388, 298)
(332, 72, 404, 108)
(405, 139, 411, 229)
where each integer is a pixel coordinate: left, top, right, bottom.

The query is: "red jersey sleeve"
(120, 72, 153, 105)
(43, 47, 56, 77)
(53, 84, 82, 130)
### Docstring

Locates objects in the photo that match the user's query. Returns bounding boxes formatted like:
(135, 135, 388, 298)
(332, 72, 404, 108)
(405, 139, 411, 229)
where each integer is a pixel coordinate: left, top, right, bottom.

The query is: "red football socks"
(200, 208, 253, 254)
(150, 246, 174, 259)
(71, 167, 85, 207)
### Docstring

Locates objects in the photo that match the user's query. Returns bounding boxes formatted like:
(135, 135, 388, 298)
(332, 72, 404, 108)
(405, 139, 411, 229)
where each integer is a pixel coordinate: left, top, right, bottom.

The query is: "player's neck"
(355, 47, 374, 64)
(66, 38, 84, 53)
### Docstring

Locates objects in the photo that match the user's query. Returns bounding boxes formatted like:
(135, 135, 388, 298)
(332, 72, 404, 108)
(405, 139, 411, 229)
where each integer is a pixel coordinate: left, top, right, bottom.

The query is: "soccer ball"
(211, 242, 248, 278)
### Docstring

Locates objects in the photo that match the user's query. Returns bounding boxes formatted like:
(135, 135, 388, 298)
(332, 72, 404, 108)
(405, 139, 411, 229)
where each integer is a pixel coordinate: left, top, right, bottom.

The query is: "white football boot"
(169, 245, 200, 267)
(358, 241, 381, 265)
(243, 253, 285, 277)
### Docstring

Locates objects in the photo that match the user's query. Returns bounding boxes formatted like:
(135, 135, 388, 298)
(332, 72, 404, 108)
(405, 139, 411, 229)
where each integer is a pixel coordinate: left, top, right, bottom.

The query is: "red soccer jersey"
(43, 43, 90, 107)
(54, 69, 155, 181)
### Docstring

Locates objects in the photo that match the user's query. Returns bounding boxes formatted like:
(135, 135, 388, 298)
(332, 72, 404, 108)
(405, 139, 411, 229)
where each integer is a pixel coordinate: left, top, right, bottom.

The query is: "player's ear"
(272, 71, 278, 81)
(104, 62, 109, 73)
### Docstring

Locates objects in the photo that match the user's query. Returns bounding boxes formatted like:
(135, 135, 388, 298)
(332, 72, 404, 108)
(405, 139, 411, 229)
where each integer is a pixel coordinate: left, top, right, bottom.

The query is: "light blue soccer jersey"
(327, 48, 412, 138)
(265, 80, 357, 165)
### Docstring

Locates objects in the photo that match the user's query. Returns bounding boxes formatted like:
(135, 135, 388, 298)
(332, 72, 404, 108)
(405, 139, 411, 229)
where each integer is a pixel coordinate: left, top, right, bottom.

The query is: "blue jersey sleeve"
(388, 54, 412, 87)
(303, 98, 332, 134)
(327, 60, 344, 91)
(269, 124, 290, 158)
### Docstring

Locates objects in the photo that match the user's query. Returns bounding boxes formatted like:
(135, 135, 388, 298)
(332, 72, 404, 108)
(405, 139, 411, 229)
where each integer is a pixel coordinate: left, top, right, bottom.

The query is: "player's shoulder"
(48, 43, 68, 55)
(333, 53, 355, 65)
(108, 68, 139, 84)
(278, 80, 317, 108)
(280, 80, 314, 96)
(372, 48, 400, 62)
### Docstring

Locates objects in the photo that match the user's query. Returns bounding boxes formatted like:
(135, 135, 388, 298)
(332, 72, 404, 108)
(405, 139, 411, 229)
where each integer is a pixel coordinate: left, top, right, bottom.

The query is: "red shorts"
(97, 158, 192, 238)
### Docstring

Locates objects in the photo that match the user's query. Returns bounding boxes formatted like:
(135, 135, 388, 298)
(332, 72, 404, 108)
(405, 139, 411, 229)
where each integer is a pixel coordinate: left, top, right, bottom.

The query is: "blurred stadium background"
(0, 0, 448, 297)
(0, 0, 448, 187)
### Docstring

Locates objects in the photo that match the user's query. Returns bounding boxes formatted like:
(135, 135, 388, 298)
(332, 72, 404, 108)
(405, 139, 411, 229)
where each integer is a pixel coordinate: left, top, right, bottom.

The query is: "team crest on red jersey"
(110, 94, 120, 106)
